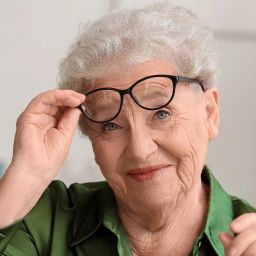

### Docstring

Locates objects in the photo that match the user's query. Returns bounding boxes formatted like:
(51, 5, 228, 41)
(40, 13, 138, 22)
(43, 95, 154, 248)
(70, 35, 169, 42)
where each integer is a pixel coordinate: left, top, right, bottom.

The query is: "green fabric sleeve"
(0, 180, 69, 256)
(0, 220, 38, 256)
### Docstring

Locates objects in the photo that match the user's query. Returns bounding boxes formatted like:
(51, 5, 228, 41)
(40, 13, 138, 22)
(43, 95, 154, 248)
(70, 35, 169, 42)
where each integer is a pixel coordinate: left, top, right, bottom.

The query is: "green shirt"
(0, 166, 255, 256)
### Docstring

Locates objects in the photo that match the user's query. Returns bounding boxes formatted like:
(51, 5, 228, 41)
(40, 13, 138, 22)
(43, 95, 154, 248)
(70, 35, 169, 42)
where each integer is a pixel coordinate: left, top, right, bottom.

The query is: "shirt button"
(198, 240, 202, 248)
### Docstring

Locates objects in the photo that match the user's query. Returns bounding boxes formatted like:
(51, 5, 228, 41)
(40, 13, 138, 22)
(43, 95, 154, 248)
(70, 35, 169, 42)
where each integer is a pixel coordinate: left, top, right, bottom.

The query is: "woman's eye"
(101, 122, 119, 132)
(154, 110, 171, 120)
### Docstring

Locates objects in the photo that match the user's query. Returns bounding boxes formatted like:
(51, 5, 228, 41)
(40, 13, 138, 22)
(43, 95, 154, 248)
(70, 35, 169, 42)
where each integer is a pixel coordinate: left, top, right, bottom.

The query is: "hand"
(10, 89, 85, 182)
(0, 89, 85, 227)
(219, 213, 256, 256)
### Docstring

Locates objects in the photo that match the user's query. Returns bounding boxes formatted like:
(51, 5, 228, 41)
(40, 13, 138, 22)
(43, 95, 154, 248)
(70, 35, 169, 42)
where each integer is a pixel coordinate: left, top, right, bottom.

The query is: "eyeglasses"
(79, 74, 204, 123)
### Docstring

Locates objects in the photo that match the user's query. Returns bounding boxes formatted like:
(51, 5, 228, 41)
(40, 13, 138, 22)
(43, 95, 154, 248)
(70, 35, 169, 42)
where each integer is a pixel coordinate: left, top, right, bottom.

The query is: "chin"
(123, 174, 182, 208)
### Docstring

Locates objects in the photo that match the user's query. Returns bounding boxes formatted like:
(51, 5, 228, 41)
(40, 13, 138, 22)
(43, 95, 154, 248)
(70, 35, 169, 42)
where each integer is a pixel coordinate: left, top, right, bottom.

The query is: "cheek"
(91, 139, 122, 181)
(159, 110, 209, 191)
(92, 139, 130, 199)
(92, 141, 112, 174)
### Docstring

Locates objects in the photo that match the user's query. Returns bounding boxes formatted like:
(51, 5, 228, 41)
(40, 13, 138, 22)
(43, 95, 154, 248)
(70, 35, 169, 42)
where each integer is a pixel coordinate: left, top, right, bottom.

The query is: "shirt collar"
(103, 199, 132, 256)
(69, 182, 114, 247)
(200, 166, 233, 255)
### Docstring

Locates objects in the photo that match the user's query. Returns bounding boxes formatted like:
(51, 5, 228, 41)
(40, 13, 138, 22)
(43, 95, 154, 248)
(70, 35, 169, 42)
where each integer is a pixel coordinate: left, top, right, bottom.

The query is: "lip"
(126, 164, 171, 182)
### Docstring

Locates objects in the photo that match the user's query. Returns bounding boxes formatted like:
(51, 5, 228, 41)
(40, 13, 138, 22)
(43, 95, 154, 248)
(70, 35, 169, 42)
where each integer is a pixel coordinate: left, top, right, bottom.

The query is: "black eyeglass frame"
(78, 74, 204, 123)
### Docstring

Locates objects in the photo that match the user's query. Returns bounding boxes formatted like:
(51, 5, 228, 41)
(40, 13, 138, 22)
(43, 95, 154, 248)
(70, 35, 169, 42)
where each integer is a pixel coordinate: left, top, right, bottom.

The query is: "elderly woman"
(0, 2, 256, 256)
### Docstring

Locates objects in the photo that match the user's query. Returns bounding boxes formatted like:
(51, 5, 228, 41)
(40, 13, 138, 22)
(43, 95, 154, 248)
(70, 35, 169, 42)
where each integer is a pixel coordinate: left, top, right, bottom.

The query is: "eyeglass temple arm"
(177, 76, 205, 92)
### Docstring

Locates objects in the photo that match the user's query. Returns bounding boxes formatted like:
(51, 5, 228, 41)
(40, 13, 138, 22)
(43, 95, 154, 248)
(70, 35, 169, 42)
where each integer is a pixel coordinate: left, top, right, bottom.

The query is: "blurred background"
(1, 0, 256, 204)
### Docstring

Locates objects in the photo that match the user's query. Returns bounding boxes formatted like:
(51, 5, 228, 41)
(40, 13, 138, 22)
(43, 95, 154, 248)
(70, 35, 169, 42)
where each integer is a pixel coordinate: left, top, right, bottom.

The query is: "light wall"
(1, 0, 256, 205)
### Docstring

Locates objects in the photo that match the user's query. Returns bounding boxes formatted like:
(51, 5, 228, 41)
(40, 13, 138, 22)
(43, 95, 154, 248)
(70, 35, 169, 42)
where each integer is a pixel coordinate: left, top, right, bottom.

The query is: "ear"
(204, 87, 219, 141)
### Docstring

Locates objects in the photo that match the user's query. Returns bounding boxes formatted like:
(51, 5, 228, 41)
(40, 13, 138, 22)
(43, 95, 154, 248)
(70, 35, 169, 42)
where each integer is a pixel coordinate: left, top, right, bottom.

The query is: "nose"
(124, 122, 159, 162)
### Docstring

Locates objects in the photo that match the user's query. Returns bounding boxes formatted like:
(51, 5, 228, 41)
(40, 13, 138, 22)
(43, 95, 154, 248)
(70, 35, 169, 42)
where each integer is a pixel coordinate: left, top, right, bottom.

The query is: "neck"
(117, 182, 209, 256)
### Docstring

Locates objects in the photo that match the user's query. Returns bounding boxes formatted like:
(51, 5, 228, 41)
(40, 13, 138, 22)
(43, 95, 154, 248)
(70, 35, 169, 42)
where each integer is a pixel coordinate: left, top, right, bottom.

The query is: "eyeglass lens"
(81, 76, 174, 122)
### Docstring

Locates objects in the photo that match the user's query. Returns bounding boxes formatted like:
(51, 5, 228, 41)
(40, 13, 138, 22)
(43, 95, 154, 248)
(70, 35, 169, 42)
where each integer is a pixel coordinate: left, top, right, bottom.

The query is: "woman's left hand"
(219, 213, 256, 256)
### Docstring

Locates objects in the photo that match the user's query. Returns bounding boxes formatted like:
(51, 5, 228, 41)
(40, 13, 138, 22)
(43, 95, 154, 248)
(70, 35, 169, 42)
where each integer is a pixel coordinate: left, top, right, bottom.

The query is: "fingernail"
(79, 93, 85, 96)
(76, 94, 85, 102)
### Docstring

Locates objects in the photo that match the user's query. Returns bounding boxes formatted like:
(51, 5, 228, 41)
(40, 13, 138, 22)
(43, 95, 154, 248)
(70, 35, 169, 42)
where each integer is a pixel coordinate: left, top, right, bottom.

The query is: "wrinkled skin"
(85, 59, 218, 255)
(84, 59, 256, 256)
(86, 59, 215, 209)
(2, 55, 254, 254)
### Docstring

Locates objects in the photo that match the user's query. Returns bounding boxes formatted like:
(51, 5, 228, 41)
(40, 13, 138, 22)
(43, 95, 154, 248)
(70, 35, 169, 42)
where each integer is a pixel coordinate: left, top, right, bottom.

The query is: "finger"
(25, 113, 59, 131)
(16, 106, 65, 131)
(57, 107, 82, 140)
(243, 241, 256, 256)
(226, 226, 256, 256)
(25, 89, 85, 115)
(231, 213, 256, 234)
(219, 232, 234, 253)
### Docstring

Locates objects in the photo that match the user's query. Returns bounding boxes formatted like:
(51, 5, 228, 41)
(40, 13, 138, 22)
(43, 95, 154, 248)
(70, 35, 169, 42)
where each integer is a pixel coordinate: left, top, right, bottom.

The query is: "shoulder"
(25, 180, 112, 226)
(36, 179, 112, 210)
(22, 180, 113, 250)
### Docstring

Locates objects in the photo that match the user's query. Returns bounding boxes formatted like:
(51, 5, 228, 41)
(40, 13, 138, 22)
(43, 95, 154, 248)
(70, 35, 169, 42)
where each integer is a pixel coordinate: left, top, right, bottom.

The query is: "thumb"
(219, 232, 234, 252)
(58, 107, 82, 139)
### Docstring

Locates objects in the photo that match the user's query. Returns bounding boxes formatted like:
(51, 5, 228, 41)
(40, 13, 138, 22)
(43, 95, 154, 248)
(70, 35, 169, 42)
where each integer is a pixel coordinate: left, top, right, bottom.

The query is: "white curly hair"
(58, 1, 219, 96)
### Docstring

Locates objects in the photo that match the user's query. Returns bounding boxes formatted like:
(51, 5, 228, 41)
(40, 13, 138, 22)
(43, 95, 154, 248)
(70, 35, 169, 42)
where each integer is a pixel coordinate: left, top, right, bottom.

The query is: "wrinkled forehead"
(84, 58, 177, 92)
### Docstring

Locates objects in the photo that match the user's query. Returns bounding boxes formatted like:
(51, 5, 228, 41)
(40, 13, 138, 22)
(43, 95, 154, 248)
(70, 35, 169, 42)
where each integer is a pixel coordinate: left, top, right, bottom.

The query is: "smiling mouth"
(126, 164, 171, 182)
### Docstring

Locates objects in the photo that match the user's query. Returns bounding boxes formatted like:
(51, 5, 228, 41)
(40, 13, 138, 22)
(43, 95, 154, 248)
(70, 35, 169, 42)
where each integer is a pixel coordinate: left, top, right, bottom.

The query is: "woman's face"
(85, 59, 219, 209)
